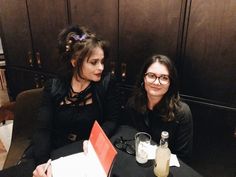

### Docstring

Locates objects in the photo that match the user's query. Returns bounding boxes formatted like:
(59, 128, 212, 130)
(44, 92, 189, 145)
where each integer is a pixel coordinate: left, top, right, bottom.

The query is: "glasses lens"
(114, 139, 124, 149)
(126, 144, 135, 155)
(159, 75, 169, 85)
(114, 137, 135, 155)
(145, 73, 156, 83)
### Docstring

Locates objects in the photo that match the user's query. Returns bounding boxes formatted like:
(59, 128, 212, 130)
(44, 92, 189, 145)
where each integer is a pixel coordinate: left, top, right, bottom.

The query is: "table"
(51, 125, 203, 177)
(111, 126, 203, 177)
(0, 125, 203, 177)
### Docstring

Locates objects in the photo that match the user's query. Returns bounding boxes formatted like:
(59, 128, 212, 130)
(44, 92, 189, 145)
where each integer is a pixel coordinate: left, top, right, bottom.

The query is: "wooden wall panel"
(181, 0, 236, 106)
(69, 0, 118, 72)
(27, 0, 68, 73)
(0, 0, 32, 68)
(119, 0, 183, 84)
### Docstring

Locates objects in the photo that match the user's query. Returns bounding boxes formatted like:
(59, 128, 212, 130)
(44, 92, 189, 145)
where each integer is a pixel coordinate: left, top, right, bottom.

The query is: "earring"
(141, 82, 144, 88)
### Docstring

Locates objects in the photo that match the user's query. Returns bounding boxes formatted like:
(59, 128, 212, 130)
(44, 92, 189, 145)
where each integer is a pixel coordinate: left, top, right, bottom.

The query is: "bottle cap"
(161, 131, 169, 139)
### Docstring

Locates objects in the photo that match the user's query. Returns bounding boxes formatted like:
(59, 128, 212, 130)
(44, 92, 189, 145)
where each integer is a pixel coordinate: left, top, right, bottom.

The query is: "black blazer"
(124, 100, 193, 163)
(32, 73, 120, 164)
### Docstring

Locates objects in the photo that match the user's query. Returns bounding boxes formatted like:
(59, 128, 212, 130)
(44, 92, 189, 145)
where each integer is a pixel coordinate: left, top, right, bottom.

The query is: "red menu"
(89, 121, 117, 175)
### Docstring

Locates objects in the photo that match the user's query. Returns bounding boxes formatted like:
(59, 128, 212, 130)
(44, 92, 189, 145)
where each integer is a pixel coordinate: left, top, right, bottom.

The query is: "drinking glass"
(135, 132, 151, 164)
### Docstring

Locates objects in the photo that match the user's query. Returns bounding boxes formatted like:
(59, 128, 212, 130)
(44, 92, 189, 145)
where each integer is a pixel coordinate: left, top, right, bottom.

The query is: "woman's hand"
(32, 140, 89, 177)
(32, 162, 52, 177)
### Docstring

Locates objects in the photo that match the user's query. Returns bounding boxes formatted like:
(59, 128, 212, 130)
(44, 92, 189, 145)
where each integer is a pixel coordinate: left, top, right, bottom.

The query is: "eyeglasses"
(114, 137, 135, 155)
(144, 72, 170, 85)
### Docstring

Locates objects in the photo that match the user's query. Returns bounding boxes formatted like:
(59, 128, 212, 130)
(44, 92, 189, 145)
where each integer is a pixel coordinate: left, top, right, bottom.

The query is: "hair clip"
(65, 33, 87, 52)
(66, 45, 70, 52)
(71, 33, 87, 41)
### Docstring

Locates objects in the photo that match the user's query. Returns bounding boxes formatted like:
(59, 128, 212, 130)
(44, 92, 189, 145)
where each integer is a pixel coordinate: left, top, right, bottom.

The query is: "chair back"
(3, 88, 43, 169)
(12, 88, 43, 140)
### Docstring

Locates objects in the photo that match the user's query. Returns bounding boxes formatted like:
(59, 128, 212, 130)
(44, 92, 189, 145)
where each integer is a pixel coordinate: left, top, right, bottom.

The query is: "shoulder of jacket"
(175, 101, 192, 123)
(44, 78, 67, 98)
(95, 72, 113, 92)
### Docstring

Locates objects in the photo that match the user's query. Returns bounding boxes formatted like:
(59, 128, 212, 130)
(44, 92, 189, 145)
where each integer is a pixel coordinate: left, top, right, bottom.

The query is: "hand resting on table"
(32, 162, 52, 177)
(32, 140, 89, 177)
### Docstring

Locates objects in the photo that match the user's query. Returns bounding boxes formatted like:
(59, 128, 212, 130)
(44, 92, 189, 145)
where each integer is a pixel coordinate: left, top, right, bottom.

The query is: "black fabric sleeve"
(121, 106, 136, 127)
(122, 97, 143, 128)
(32, 80, 54, 165)
(173, 102, 193, 163)
(101, 74, 121, 138)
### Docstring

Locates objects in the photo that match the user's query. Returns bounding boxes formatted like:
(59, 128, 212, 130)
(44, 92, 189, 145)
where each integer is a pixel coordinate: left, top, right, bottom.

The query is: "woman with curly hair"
(30, 25, 120, 177)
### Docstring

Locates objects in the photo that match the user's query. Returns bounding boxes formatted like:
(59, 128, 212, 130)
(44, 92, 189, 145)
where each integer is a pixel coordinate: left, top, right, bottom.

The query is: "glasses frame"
(114, 136, 135, 155)
(144, 72, 170, 85)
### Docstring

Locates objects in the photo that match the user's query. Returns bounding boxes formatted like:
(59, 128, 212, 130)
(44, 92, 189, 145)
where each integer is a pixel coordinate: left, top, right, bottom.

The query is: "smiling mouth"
(150, 86, 162, 90)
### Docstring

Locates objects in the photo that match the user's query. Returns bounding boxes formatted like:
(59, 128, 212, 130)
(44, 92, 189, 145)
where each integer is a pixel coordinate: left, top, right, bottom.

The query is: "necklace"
(60, 83, 93, 106)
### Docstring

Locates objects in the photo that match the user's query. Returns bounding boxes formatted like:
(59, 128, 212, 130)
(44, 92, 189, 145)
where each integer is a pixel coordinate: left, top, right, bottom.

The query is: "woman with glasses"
(125, 54, 193, 163)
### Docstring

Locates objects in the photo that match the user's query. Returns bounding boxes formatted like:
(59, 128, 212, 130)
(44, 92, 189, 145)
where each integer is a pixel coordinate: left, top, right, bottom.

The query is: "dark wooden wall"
(181, 0, 236, 107)
(69, 0, 118, 72)
(119, 0, 183, 84)
(178, 1, 236, 176)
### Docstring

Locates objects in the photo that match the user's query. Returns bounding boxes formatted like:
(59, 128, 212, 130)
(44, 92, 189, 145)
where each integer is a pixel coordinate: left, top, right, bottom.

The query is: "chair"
(3, 88, 43, 169)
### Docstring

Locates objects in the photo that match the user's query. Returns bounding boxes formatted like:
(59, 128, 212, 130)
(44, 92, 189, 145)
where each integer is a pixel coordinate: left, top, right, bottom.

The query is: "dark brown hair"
(128, 54, 180, 121)
(57, 25, 109, 80)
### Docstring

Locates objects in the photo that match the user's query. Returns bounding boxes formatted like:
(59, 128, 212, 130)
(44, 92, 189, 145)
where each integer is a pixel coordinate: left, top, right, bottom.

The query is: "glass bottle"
(153, 131, 171, 177)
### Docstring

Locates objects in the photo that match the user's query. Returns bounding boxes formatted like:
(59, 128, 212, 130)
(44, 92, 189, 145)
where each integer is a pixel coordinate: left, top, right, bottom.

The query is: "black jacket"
(32, 73, 120, 164)
(125, 101, 193, 163)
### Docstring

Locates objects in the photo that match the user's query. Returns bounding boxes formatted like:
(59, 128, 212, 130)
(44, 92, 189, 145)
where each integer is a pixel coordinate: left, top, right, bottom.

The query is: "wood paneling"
(186, 100, 236, 177)
(27, 0, 68, 73)
(119, 0, 183, 84)
(0, 0, 32, 68)
(1, 0, 235, 107)
(6, 68, 50, 99)
(69, 0, 118, 72)
(181, 0, 236, 106)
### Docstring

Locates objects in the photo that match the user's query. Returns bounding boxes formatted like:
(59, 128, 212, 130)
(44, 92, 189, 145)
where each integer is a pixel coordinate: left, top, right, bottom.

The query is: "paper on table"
(51, 142, 107, 177)
(170, 154, 180, 167)
(147, 144, 158, 159)
(51, 153, 88, 177)
(51, 121, 117, 177)
(147, 144, 180, 167)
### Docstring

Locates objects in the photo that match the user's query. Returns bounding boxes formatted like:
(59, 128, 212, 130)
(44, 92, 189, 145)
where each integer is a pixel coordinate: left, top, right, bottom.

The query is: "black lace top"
(53, 83, 100, 148)
(59, 83, 93, 106)
(33, 73, 120, 164)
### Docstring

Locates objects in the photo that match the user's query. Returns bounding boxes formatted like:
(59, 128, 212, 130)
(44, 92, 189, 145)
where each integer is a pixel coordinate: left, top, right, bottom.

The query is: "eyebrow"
(147, 72, 169, 76)
(88, 58, 103, 61)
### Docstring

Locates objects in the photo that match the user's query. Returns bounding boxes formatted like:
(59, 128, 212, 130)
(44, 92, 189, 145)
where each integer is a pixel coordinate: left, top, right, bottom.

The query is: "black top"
(124, 101, 193, 162)
(32, 73, 120, 164)
(52, 93, 100, 148)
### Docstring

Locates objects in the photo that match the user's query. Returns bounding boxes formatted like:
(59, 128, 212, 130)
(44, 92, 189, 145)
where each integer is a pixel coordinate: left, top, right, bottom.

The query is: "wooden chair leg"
(0, 75, 3, 90)
(0, 139, 7, 153)
(0, 69, 5, 89)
